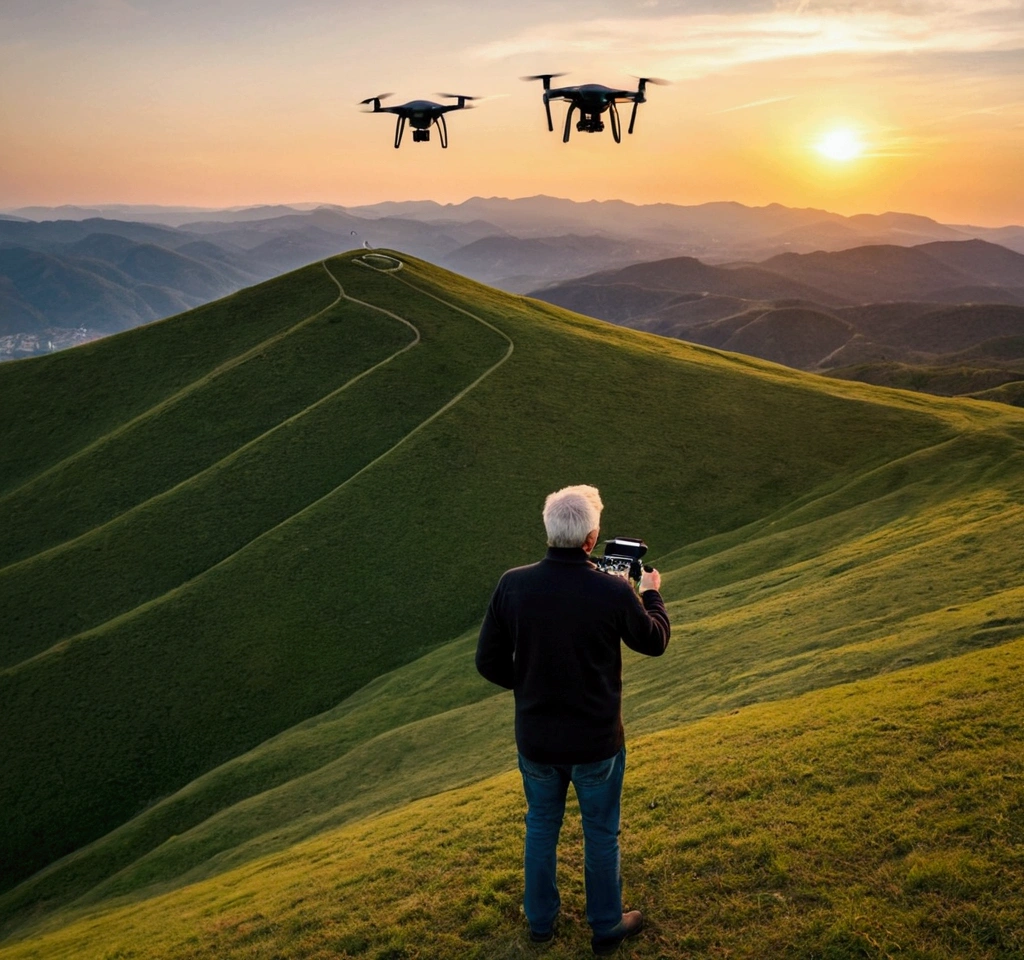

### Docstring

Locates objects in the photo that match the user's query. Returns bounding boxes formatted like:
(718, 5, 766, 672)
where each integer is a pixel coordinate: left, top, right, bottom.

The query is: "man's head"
(543, 484, 604, 549)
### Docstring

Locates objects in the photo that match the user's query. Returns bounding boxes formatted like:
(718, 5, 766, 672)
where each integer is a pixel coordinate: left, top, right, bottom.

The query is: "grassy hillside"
(3, 250, 1024, 947)
(2, 637, 1021, 959)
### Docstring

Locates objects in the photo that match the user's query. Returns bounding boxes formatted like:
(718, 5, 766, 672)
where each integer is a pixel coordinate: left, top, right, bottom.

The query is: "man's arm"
(622, 567, 670, 656)
(476, 582, 515, 689)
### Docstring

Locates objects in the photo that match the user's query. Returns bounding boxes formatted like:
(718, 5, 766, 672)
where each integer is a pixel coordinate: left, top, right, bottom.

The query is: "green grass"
(3, 637, 1021, 959)
(0, 266, 339, 502)
(828, 359, 1024, 399)
(3, 250, 1024, 944)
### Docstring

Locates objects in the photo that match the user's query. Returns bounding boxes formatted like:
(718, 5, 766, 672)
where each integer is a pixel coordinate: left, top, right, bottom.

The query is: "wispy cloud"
(710, 94, 796, 113)
(470, 1, 1024, 77)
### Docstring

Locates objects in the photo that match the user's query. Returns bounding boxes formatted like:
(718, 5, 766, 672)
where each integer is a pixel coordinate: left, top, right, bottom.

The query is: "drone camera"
(578, 117, 605, 133)
(413, 129, 430, 142)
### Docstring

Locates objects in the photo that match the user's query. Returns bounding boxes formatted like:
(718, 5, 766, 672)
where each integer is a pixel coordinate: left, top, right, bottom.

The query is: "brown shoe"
(591, 910, 643, 955)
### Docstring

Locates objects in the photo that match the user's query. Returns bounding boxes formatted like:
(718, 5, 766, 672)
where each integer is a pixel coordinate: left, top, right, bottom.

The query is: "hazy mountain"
(348, 195, 1019, 261)
(5, 199, 1023, 361)
(0, 233, 261, 348)
(437, 233, 680, 292)
(0, 217, 190, 248)
(532, 239, 1024, 402)
(756, 240, 1024, 302)
(4, 204, 309, 227)
(533, 255, 846, 322)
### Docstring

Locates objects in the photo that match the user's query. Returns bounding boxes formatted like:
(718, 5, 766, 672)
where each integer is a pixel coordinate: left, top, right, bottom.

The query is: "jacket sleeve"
(476, 581, 515, 689)
(622, 588, 671, 657)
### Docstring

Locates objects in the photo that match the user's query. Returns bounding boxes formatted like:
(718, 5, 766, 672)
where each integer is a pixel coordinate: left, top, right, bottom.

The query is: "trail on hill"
(0, 254, 519, 893)
(0, 258, 514, 670)
(0, 264, 348, 543)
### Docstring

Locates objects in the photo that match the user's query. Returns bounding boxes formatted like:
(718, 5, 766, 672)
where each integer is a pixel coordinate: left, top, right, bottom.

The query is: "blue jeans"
(518, 746, 626, 937)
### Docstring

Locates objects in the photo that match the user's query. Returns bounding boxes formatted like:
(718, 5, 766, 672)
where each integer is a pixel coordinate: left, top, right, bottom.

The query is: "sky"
(1, 0, 1022, 225)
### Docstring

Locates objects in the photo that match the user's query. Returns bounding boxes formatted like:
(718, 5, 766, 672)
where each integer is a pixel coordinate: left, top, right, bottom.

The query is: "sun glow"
(815, 127, 865, 162)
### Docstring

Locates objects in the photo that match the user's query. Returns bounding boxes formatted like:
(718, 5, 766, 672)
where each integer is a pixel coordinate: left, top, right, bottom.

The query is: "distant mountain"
(756, 240, 1024, 303)
(532, 239, 1024, 404)
(5, 199, 1023, 361)
(0, 234, 261, 343)
(437, 233, 680, 292)
(0, 247, 168, 336)
(348, 195, 1022, 261)
(0, 217, 189, 248)
(4, 204, 309, 227)
(532, 255, 847, 322)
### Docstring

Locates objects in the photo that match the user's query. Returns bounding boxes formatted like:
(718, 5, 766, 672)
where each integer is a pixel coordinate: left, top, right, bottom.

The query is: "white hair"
(543, 484, 604, 548)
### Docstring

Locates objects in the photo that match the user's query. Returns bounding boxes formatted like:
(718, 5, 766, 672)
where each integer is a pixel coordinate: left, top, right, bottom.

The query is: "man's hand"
(639, 566, 661, 593)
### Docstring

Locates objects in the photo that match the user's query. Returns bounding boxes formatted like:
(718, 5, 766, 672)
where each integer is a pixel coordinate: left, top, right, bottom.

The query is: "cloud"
(710, 94, 796, 113)
(470, 1, 1024, 78)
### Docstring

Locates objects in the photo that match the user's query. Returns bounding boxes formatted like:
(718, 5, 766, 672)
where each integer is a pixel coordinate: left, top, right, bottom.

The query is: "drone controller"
(591, 537, 648, 585)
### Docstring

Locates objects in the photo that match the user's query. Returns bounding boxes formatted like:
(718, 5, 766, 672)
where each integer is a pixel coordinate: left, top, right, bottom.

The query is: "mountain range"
(534, 239, 1024, 404)
(4, 197, 1023, 360)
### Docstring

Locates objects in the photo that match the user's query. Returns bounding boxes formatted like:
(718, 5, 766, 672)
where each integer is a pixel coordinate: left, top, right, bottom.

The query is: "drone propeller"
(628, 78, 669, 133)
(632, 76, 671, 94)
(521, 73, 567, 89)
(436, 93, 481, 101)
(358, 93, 393, 113)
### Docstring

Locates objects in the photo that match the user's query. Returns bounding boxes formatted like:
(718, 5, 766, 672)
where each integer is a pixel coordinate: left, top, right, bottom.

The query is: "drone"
(358, 93, 478, 148)
(523, 74, 668, 143)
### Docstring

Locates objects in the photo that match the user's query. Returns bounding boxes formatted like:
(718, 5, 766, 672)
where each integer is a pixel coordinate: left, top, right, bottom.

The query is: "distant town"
(0, 327, 100, 360)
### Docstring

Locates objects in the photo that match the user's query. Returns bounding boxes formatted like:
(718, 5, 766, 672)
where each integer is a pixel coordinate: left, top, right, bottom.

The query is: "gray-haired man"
(476, 484, 670, 955)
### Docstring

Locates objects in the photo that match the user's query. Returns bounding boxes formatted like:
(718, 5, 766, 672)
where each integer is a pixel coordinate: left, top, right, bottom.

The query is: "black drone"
(523, 74, 668, 143)
(359, 93, 478, 148)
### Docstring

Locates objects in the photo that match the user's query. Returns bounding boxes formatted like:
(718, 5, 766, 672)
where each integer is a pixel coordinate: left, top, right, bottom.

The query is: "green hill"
(2, 637, 1021, 959)
(2, 250, 1024, 951)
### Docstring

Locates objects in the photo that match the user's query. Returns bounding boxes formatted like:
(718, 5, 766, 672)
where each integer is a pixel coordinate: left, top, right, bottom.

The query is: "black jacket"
(476, 546, 671, 764)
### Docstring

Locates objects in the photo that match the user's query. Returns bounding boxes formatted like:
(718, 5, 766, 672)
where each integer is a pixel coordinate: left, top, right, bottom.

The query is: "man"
(476, 484, 671, 955)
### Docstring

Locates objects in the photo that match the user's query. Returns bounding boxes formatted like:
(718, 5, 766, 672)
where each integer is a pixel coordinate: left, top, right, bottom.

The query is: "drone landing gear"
(435, 113, 449, 148)
(394, 115, 406, 149)
(610, 102, 621, 143)
(628, 98, 641, 135)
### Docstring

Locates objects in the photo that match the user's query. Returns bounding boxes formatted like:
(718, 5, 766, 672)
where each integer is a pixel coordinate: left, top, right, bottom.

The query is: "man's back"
(476, 545, 670, 764)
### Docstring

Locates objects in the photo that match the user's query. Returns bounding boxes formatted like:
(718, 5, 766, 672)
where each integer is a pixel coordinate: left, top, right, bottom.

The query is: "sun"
(815, 127, 865, 162)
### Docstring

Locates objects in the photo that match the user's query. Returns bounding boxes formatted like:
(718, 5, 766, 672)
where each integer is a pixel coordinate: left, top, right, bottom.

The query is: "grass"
(828, 359, 1024, 399)
(3, 250, 1024, 942)
(0, 266, 338, 502)
(2, 637, 1021, 959)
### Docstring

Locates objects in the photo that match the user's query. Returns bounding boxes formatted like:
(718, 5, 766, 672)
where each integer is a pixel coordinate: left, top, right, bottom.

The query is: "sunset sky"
(1, 0, 1022, 225)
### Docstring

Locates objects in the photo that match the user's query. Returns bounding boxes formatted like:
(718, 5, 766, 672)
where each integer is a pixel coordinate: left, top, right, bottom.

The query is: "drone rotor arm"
(542, 92, 553, 132)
